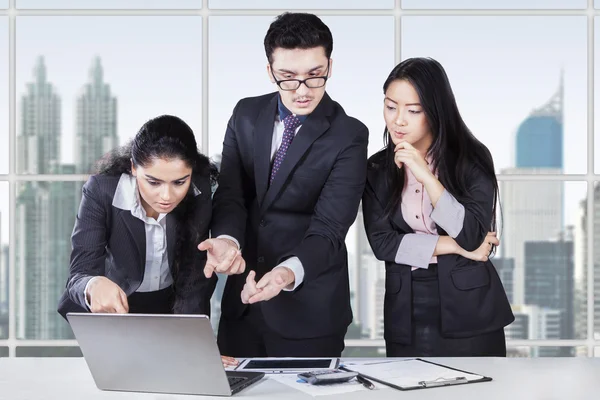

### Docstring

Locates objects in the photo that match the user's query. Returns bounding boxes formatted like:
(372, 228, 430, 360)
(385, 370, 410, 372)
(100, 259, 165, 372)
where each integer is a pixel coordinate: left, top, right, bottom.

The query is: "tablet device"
(236, 358, 339, 374)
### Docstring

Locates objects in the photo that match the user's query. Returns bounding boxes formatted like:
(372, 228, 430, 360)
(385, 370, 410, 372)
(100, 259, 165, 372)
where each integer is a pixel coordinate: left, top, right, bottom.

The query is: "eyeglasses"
(270, 63, 330, 91)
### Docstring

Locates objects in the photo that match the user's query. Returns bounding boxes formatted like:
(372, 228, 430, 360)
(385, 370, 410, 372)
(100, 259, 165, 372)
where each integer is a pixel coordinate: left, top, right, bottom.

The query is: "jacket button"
(258, 256, 265, 263)
(259, 220, 266, 227)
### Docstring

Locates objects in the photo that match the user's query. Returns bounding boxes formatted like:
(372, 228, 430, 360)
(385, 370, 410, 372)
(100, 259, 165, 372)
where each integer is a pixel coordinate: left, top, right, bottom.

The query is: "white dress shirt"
(218, 113, 305, 291)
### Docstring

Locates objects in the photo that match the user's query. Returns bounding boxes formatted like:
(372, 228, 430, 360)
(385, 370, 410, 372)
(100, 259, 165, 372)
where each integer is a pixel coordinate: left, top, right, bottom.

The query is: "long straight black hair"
(95, 115, 217, 309)
(382, 57, 498, 234)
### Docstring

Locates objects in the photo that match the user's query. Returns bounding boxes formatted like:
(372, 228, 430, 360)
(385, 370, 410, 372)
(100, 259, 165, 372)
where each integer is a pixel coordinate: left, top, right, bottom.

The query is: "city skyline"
(0, 13, 597, 349)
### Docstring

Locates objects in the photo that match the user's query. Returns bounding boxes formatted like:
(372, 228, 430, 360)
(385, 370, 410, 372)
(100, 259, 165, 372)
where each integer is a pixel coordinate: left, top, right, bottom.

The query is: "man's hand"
(87, 276, 129, 313)
(461, 232, 499, 262)
(241, 268, 295, 304)
(198, 238, 246, 278)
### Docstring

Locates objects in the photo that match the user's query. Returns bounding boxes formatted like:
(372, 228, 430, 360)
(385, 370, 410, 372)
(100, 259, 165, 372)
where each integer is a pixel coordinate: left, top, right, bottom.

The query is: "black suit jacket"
(212, 92, 368, 339)
(57, 174, 216, 319)
(362, 150, 514, 345)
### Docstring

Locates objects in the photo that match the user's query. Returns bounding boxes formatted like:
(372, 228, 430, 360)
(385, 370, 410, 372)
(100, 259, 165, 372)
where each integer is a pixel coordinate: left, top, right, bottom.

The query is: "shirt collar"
(112, 173, 158, 220)
(112, 173, 202, 221)
(277, 94, 308, 124)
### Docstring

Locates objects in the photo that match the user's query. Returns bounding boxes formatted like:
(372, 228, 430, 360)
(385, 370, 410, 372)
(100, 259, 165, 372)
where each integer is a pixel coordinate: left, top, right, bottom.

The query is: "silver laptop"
(66, 313, 264, 396)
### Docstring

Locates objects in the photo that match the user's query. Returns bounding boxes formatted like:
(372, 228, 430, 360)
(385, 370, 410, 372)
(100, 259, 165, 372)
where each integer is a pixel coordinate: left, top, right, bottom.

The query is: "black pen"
(356, 375, 375, 390)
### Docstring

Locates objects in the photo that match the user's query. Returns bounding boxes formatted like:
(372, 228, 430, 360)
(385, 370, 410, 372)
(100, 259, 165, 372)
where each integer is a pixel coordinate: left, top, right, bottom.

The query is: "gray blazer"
(57, 173, 216, 319)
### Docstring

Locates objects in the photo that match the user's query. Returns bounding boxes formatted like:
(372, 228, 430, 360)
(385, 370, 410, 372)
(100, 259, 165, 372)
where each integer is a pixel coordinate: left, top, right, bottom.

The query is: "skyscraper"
(15, 56, 111, 340)
(0, 213, 8, 338)
(506, 305, 563, 357)
(501, 74, 564, 305)
(75, 57, 118, 174)
(17, 56, 61, 175)
(574, 185, 600, 340)
(524, 232, 574, 341)
(492, 257, 515, 303)
(515, 72, 563, 169)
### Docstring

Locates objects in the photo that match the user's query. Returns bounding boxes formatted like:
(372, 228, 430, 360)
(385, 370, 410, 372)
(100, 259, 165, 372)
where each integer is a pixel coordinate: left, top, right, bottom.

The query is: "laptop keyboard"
(228, 376, 247, 387)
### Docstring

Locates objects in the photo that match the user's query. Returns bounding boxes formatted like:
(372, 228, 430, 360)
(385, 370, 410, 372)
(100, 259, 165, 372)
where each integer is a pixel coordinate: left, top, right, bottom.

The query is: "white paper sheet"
(268, 374, 372, 396)
(346, 359, 484, 389)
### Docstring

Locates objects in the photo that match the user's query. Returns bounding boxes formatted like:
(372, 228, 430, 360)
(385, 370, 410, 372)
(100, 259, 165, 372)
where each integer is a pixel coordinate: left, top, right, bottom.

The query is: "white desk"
(1, 357, 598, 399)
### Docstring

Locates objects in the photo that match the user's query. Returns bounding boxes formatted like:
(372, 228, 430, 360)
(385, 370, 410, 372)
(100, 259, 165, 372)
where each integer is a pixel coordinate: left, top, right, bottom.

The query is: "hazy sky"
(208, 0, 393, 8)
(16, 16, 203, 164)
(9, 0, 593, 9)
(0, 18, 6, 174)
(401, 16, 589, 234)
(402, 0, 587, 8)
(208, 15, 395, 158)
(0, 13, 597, 246)
(16, 0, 201, 9)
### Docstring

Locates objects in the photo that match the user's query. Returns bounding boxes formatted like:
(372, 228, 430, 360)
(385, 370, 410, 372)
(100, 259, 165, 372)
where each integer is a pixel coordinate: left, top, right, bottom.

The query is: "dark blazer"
(362, 150, 514, 345)
(212, 92, 368, 339)
(57, 173, 216, 319)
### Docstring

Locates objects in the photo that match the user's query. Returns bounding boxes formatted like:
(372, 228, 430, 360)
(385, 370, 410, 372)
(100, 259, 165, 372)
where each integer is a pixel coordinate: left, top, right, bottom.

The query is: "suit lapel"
(254, 94, 279, 207)
(259, 94, 333, 216)
(372, 170, 414, 233)
(118, 210, 146, 274)
(391, 204, 413, 233)
(166, 213, 177, 270)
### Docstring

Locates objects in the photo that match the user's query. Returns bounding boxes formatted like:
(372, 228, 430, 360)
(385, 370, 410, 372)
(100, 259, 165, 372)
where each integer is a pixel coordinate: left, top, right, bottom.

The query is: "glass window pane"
(593, 182, 600, 342)
(348, 213, 384, 340)
(17, 16, 202, 175)
(208, 15, 394, 159)
(596, 18, 600, 173)
(17, 0, 201, 9)
(0, 182, 8, 339)
(0, 1, 6, 8)
(0, 347, 7, 357)
(210, 0, 393, 9)
(402, 0, 586, 9)
(402, 16, 586, 174)
(507, 346, 584, 357)
(342, 346, 386, 358)
(499, 181, 584, 340)
(16, 346, 82, 357)
(15, 181, 84, 339)
(0, 17, 7, 174)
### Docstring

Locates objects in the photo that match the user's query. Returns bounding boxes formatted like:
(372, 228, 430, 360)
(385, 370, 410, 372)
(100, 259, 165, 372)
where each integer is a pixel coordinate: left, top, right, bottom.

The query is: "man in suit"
(198, 12, 368, 357)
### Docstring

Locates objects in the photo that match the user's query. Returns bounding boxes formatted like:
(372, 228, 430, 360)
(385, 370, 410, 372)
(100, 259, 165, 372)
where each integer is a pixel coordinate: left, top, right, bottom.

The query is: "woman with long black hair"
(57, 115, 237, 365)
(362, 58, 514, 357)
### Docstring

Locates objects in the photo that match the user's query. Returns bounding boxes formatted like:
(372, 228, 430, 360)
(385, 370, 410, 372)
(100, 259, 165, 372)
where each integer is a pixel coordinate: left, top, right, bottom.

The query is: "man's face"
(267, 46, 332, 116)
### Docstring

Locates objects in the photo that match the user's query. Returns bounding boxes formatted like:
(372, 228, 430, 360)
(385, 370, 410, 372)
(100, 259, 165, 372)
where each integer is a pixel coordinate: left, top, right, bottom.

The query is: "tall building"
(501, 74, 564, 305)
(515, 72, 563, 169)
(574, 186, 600, 340)
(16, 177, 77, 340)
(15, 56, 119, 339)
(492, 257, 514, 303)
(210, 274, 227, 333)
(354, 209, 386, 339)
(17, 56, 61, 175)
(524, 232, 574, 341)
(0, 212, 8, 338)
(74, 57, 118, 174)
(506, 305, 566, 357)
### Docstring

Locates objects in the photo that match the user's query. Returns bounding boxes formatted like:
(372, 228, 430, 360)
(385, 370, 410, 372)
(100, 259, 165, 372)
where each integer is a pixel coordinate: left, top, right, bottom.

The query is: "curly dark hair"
(95, 115, 217, 311)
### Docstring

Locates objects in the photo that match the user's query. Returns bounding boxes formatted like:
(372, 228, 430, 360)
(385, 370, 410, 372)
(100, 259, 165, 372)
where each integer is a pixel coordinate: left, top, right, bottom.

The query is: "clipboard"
(340, 358, 492, 391)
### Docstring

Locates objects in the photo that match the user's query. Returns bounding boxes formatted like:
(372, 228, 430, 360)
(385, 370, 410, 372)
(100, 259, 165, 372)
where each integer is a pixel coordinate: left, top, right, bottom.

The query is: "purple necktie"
(270, 113, 301, 184)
